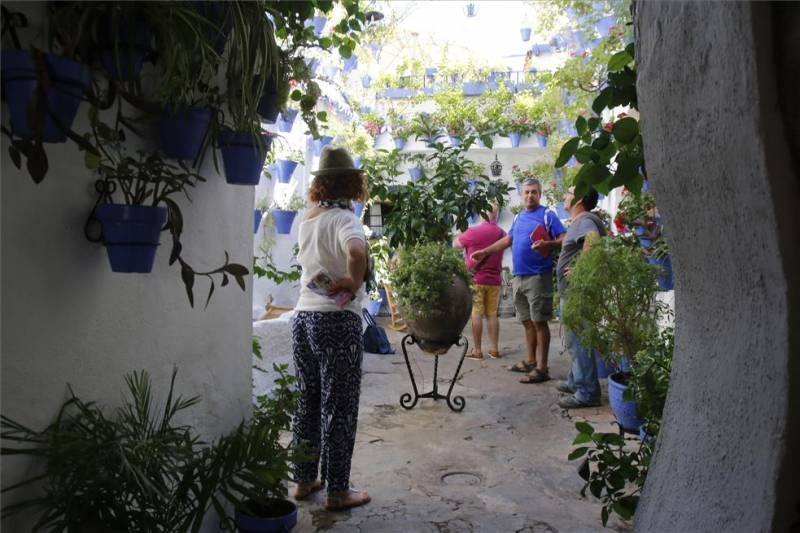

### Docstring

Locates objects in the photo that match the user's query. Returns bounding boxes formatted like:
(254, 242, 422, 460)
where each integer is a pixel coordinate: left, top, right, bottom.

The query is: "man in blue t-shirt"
(472, 177, 565, 383)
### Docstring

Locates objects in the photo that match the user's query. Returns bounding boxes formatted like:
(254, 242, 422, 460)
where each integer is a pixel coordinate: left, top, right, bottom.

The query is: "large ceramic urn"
(399, 276, 473, 354)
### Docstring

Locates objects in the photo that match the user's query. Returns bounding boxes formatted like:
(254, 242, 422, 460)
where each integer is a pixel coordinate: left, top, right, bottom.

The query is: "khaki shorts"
(472, 284, 501, 317)
(513, 273, 554, 322)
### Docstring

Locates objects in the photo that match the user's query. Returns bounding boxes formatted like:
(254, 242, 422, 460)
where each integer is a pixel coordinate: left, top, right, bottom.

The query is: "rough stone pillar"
(634, 2, 800, 531)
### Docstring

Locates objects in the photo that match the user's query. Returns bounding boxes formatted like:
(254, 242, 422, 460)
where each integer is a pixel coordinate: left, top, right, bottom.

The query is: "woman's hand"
(328, 276, 362, 295)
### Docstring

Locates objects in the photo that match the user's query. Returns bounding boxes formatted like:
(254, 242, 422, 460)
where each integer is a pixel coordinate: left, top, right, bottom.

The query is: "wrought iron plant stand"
(399, 334, 468, 412)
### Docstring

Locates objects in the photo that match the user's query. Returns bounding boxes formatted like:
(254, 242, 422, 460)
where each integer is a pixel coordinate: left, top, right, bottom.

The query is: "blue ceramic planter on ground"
(312, 136, 333, 156)
(158, 107, 211, 161)
(1, 51, 90, 142)
(235, 501, 298, 533)
(96, 204, 167, 273)
(98, 15, 152, 80)
(219, 130, 270, 185)
(393, 137, 406, 150)
(254, 209, 263, 234)
(647, 255, 674, 291)
(276, 159, 299, 183)
(520, 27, 532, 42)
(408, 166, 423, 181)
(366, 298, 384, 317)
(353, 201, 364, 218)
(272, 209, 297, 234)
(608, 372, 643, 432)
(509, 132, 522, 148)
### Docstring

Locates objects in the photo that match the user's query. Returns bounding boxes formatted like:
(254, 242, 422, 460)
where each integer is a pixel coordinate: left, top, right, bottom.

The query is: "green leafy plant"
(271, 193, 306, 212)
(386, 106, 412, 141)
(360, 111, 385, 137)
(391, 243, 470, 318)
(336, 123, 373, 158)
(409, 112, 444, 145)
(561, 237, 662, 367)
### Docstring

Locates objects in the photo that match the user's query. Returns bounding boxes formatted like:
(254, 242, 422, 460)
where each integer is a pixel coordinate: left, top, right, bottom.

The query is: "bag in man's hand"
(362, 308, 394, 354)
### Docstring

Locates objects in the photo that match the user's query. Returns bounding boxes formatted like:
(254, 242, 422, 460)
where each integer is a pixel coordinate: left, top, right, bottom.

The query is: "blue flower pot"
(535, 132, 548, 147)
(353, 156, 363, 169)
(425, 67, 438, 76)
(353, 201, 364, 218)
(509, 132, 522, 148)
(277, 108, 298, 132)
(408, 166, 423, 181)
(257, 83, 280, 123)
(219, 130, 270, 186)
(157, 107, 211, 161)
(532, 43, 553, 56)
(313, 15, 327, 37)
(595, 15, 616, 36)
(449, 135, 462, 147)
(304, 57, 320, 75)
(366, 298, 384, 316)
(312, 135, 333, 156)
(647, 255, 674, 291)
(520, 27, 532, 42)
(608, 372, 643, 432)
(1, 50, 90, 142)
(254, 209, 263, 233)
(343, 55, 358, 72)
(361, 75, 372, 88)
(393, 137, 406, 150)
(276, 159, 299, 183)
(95, 204, 167, 273)
(235, 500, 298, 533)
(634, 225, 652, 249)
(462, 81, 486, 96)
(98, 15, 152, 80)
(271, 209, 297, 235)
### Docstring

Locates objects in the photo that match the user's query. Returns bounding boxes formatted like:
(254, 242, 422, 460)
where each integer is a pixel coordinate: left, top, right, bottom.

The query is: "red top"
(458, 221, 505, 286)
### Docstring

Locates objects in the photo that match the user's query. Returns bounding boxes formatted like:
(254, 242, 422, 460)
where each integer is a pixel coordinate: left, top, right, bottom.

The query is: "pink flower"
(603, 122, 614, 132)
(617, 112, 628, 119)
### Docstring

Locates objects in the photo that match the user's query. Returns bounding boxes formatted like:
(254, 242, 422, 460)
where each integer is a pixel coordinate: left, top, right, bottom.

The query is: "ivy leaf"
(583, 163, 611, 185)
(290, 89, 303, 102)
(587, 117, 601, 131)
(592, 87, 613, 115)
(573, 432, 592, 445)
(316, 111, 328, 121)
(575, 146, 593, 164)
(318, 36, 332, 49)
(608, 49, 633, 72)
(612, 501, 633, 520)
(568, 446, 589, 461)
(612, 117, 639, 144)
(555, 137, 580, 167)
(575, 421, 594, 435)
(84, 150, 101, 170)
(575, 116, 587, 136)
(181, 265, 195, 308)
(338, 44, 353, 58)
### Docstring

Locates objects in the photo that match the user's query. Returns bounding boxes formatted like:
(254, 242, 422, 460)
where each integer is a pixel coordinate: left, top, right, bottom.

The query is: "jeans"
(562, 299, 601, 403)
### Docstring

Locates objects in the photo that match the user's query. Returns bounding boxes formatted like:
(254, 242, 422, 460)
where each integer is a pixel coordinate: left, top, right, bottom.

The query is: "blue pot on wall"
(95, 204, 167, 273)
(343, 55, 358, 72)
(312, 15, 327, 37)
(462, 82, 486, 96)
(361, 75, 372, 88)
(257, 83, 280, 123)
(235, 500, 298, 533)
(535, 132, 548, 147)
(520, 27, 532, 42)
(157, 106, 211, 160)
(219, 130, 270, 186)
(312, 135, 333, 156)
(304, 57, 320, 75)
(647, 255, 674, 291)
(408, 166, 423, 181)
(353, 201, 364, 218)
(393, 137, 406, 150)
(509, 132, 522, 148)
(595, 15, 616, 36)
(272, 209, 297, 235)
(98, 15, 153, 80)
(608, 372, 643, 432)
(352, 155, 363, 169)
(277, 108, 298, 132)
(253, 209, 263, 234)
(276, 159, 299, 183)
(1, 50, 90, 142)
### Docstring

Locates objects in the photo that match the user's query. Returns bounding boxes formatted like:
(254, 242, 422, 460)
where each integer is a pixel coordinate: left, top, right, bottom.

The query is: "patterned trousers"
(291, 311, 364, 494)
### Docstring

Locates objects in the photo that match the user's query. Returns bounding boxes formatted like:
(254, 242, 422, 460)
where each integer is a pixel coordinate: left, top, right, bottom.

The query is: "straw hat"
(310, 146, 364, 176)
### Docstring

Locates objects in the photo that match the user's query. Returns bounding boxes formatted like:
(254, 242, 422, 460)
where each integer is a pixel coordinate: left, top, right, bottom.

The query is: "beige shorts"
(512, 273, 554, 322)
(472, 284, 501, 317)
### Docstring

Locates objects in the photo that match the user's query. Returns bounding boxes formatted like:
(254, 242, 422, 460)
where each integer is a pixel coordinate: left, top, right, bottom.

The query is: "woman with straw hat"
(290, 146, 371, 511)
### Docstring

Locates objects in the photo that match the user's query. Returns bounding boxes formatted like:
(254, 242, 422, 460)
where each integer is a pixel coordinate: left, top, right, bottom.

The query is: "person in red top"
(454, 205, 506, 360)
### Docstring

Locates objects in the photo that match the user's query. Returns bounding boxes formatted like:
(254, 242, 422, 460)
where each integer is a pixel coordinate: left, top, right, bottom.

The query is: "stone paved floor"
(292, 317, 633, 532)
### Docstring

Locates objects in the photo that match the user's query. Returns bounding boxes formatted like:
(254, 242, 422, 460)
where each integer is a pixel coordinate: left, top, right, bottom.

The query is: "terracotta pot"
(400, 277, 472, 354)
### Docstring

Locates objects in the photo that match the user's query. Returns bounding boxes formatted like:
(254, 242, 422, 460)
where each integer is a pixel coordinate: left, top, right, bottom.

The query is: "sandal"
(325, 489, 371, 511)
(466, 349, 484, 360)
(293, 480, 325, 500)
(520, 368, 551, 384)
(488, 350, 502, 359)
(508, 360, 535, 373)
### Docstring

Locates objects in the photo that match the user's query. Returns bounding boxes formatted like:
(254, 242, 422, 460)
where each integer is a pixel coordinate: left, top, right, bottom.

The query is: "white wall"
(1, 3, 252, 529)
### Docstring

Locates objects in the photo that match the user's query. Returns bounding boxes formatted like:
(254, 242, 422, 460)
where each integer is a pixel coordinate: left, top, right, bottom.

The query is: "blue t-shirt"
(509, 205, 566, 276)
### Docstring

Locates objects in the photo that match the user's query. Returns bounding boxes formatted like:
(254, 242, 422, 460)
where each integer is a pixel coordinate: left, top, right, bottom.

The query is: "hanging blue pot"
(312, 135, 333, 156)
(95, 204, 167, 273)
(449, 135, 461, 147)
(535, 132, 548, 147)
(520, 27, 532, 42)
(235, 500, 298, 533)
(253, 209, 263, 234)
(353, 202, 364, 218)
(276, 159, 299, 183)
(277, 108, 298, 132)
(257, 82, 280, 123)
(408, 166, 423, 181)
(509, 132, 522, 148)
(361, 75, 372, 88)
(343, 55, 358, 72)
(366, 297, 384, 316)
(393, 137, 406, 150)
(98, 15, 153, 80)
(312, 15, 327, 37)
(608, 372, 643, 432)
(647, 255, 674, 291)
(1, 50, 90, 143)
(271, 209, 297, 235)
(157, 106, 211, 161)
(219, 130, 270, 186)
(353, 155, 363, 169)
(634, 225, 652, 249)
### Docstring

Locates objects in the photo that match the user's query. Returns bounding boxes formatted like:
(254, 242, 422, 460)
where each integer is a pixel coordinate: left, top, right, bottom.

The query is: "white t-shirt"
(295, 208, 366, 314)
